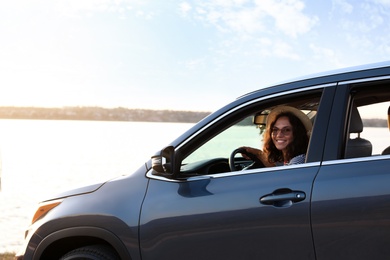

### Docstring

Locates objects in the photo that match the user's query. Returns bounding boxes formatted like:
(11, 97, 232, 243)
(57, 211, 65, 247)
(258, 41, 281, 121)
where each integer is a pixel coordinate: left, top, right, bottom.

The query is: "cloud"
(189, 0, 317, 38)
(309, 44, 343, 67)
(255, 0, 318, 38)
(273, 41, 301, 60)
(227, 8, 265, 33)
(373, 0, 390, 6)
(331, 0, 354, 14)
(332, 0, 390, 32)
(181, 58, 206, 70)
(379, 42, 390, 54)
(179, 2, 192, 16)
(257, 38, 301, 60)
(56, 0, 123, 14)
(53, 0, 153, 19)
(328, 0, 390, 60)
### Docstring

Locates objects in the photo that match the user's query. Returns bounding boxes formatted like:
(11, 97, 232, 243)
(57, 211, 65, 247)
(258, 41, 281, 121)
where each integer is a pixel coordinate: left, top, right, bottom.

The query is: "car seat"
(381, 106, 390, 155)
(345, 106, 372, 158)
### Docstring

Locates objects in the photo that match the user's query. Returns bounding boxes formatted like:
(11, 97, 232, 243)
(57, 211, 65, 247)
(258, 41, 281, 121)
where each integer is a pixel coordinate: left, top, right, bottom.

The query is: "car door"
(311, 78, 390, 259)
(139, 86, 335, 259)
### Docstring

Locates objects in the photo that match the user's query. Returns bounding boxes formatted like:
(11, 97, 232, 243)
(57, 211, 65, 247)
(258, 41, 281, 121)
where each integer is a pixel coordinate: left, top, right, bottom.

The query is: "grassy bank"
(0, 252, 15, 260)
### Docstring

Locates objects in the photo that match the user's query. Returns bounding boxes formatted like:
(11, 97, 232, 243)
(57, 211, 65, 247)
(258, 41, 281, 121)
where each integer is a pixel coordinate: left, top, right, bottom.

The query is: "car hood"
(41, 181, 106, 202)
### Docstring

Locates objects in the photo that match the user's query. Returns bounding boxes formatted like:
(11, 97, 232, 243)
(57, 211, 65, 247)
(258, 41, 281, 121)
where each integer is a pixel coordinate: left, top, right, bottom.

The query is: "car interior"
(346, 81, 390, 158)
(179, 96, 321, 177)
(381, 105, 390, 155)
(345, 105, 373, 158)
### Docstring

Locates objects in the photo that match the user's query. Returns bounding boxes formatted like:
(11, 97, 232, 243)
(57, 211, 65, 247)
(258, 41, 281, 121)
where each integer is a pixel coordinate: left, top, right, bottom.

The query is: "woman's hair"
(263, 112, 309, 163)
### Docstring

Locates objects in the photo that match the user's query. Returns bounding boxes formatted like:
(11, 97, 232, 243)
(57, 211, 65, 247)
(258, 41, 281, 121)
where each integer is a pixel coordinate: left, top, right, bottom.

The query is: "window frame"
(173, 85, 330, 178)
(322, 76, 390, 163)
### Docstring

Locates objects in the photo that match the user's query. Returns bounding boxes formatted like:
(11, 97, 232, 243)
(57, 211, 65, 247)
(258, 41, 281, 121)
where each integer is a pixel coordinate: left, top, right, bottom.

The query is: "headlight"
(31, 199, 63, 224)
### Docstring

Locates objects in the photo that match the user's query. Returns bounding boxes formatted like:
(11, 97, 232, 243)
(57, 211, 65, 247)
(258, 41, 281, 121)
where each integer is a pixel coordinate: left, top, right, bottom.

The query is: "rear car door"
(311, 77, 390, 259)
(140, 85, 335, 259)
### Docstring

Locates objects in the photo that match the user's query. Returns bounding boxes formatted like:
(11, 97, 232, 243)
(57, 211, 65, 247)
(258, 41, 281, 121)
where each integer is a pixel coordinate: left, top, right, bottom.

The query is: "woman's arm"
(241, 146, 275, 167)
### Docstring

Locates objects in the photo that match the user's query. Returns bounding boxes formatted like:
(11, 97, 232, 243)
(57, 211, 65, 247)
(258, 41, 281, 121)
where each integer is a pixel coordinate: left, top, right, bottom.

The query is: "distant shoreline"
(0, 106, 211, 123)
(0, 106, 386, 127)
(0, 252, 14, 259)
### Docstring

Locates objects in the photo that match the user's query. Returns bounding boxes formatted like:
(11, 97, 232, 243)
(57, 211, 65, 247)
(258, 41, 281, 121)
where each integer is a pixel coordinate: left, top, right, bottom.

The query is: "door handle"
(260, 189, 306, 207)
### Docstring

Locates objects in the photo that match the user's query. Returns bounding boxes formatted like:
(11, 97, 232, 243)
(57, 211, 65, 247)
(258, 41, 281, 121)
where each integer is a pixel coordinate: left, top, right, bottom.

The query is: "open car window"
(182, 116, 263, 165)
(181, 115, 264, 173)
(179, 90, 323, 177)
(345, 87, 390, 159)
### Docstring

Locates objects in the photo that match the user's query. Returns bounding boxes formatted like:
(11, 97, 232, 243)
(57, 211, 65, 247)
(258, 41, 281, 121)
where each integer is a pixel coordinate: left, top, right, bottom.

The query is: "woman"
(243, 106, 312, 167)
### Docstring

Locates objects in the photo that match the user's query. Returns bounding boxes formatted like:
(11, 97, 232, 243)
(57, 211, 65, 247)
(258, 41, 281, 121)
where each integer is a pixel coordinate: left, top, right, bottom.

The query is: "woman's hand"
(240, 146, 274, 167)
(240, 146, 261, 160)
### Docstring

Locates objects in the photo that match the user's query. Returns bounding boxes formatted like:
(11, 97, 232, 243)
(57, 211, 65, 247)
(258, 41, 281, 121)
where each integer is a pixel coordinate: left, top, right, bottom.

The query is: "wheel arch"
(33, 226, 131, 260)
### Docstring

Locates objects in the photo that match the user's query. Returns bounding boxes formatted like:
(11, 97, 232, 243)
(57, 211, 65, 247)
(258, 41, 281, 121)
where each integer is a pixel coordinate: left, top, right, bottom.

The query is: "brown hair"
(263, 112, 309, 163)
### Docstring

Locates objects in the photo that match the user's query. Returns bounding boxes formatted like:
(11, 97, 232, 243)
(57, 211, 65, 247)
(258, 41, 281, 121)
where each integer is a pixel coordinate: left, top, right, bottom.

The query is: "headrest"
(349, 106, 363, 134)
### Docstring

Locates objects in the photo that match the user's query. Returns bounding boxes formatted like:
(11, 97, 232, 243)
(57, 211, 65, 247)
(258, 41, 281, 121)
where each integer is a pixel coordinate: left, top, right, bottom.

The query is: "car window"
(182, 116, 264, 165)
(345, 83, 390, 159)
(179, 90, 324, 176)
(359, 102, 390, 155)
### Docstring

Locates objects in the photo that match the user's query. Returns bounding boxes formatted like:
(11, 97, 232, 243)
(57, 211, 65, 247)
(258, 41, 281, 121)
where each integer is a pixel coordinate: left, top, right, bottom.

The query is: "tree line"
(0, 106, 387, 127)
(0, 106, 211, 123)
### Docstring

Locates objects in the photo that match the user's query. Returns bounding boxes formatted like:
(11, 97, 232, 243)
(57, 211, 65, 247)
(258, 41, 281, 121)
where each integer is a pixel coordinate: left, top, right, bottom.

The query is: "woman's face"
(271, 116, 294, 152)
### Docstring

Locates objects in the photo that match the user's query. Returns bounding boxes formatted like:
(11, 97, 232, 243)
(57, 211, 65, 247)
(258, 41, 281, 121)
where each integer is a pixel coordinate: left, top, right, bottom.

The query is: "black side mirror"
(151, 146, 175, 176)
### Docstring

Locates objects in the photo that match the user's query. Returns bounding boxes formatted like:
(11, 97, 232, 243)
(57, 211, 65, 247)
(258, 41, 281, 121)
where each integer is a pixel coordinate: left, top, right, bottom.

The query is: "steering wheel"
(229, 148, 265, 171)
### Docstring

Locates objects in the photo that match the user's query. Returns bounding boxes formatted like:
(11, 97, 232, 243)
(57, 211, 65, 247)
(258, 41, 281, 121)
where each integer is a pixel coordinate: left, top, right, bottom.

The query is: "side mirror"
(151, 146, 175, 176)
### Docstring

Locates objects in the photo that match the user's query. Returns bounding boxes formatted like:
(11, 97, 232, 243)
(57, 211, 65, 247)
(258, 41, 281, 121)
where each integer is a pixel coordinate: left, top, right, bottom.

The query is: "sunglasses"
(271, 127, 292, 136)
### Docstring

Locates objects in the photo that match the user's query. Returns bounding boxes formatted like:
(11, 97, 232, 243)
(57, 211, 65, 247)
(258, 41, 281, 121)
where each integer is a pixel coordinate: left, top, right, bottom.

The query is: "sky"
(0, 0, 389, 112)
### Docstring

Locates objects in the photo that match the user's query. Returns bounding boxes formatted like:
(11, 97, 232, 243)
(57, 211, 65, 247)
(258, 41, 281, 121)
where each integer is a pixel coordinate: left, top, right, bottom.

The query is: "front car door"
(140, 85, 335, 259)
(312, 76, 390, 259)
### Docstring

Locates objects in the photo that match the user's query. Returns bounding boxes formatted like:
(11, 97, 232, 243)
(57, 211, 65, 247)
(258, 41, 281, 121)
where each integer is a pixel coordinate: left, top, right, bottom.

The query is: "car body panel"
(20, 164, 149, 260)
(312, 157, 390, 259)
(140, 164, 320, 259)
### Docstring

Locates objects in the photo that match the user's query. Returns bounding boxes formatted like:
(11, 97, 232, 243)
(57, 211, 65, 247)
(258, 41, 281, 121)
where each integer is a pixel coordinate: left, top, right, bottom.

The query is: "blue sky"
(0, 0, 389, 112)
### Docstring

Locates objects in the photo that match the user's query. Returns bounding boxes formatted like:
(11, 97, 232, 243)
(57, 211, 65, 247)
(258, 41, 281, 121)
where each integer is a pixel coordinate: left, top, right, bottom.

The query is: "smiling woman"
(241, 105, 312, 167)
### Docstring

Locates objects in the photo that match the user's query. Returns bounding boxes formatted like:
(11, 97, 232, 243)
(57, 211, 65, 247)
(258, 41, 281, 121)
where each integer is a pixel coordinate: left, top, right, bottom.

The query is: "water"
(0, 120, 388, 253)
(0, 119, 193, 253)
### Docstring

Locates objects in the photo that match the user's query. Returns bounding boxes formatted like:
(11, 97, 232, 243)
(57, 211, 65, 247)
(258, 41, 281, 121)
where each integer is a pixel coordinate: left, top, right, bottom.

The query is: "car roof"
(240, 60, 390, 99)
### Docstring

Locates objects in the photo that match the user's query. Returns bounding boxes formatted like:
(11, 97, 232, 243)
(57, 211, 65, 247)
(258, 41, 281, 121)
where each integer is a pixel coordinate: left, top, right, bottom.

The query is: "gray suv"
(17, 61, 390, 260)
